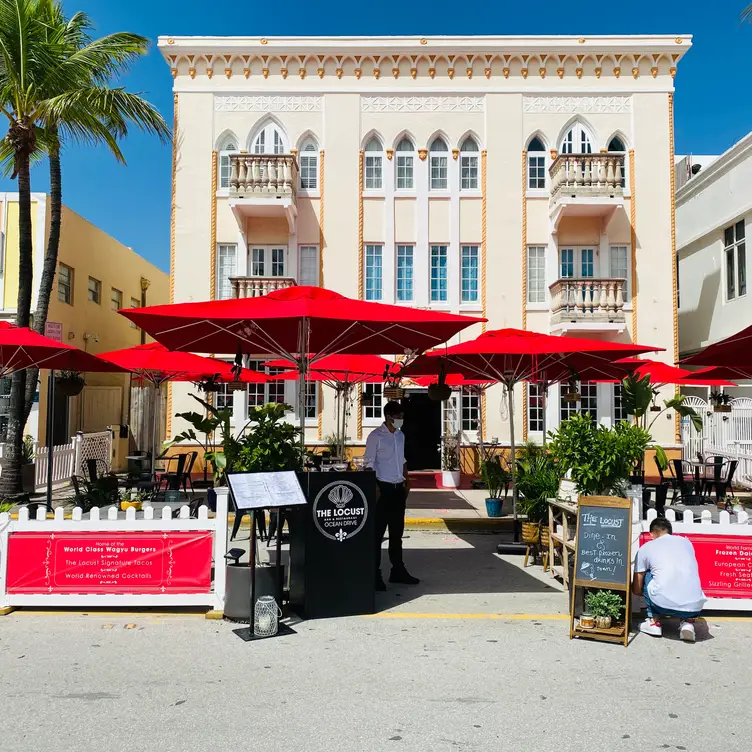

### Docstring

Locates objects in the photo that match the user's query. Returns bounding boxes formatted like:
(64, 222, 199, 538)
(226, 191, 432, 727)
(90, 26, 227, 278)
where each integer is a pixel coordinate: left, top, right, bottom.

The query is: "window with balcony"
(460, 137, 479, 190)
(365, 244, 383, 301)
(364, 136, 383, 190)
(250, 246, 286, 278)
(609, 245, 630, 299)
(88, 276, 101, 304)
(218, 135, 238, 189)
(253, 123, 285, 154)
(396, 244, 414, 302)
(58, 263, 73, 304)
(299, 138, 318, 190)
(527, 136, 547, 189)
(362, 383, 383, 421)
(217, 244, 237, 300)
(527, 246, 546, 303)
(560, 247, 595, 279)
(395, 136, 415, 190)
(560, 122, 593, 154)
(607, 136, 627, 188)
(298, 245, 319, 287)
(461, 245, 479, 303)
(430, 244, 448, 302)
(528, 383, 545, 433)
(429, 137, 449, 190)
(725, 220, 747, 301)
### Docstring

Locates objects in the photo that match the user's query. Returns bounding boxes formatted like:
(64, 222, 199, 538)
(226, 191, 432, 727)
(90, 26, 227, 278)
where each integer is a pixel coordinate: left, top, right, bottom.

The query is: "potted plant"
(710, 391, 732, 413)
(120, 490, 149, 512)
(21, 435, 36, 494)
(55, 370, 86, 397)
(562, 377, 580, 403)
(515, 443, 562, 546)
(441, 428, 460, 488)
(481, 456, 510, 517)
(585, 589, 624, 630)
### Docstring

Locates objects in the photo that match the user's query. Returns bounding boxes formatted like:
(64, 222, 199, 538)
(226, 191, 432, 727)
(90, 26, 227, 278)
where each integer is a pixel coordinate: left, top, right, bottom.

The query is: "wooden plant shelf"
(573, 623, 627, 643)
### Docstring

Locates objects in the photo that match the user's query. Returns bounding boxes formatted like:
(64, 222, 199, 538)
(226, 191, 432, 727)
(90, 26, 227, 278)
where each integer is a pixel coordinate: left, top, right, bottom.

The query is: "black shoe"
(375, 574, 387, 592)
(389, 569, 420, 585)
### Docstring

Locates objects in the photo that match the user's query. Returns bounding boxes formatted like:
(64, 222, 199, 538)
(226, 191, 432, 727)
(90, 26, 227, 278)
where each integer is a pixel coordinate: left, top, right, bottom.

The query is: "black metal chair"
(707, 459, 739, 502)
(672, 459, 695, 503)
(229, 491, 267, 542)
(180, 451, 198, 495)
(157, 453, 188, 497)
(654, 456, 676, 503)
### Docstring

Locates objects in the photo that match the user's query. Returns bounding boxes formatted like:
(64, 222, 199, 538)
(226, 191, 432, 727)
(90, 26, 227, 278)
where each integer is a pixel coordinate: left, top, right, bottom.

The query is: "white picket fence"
(0, 488, 229, 611)
(681, 397, 752, 489)
(34, 437, 78, 489)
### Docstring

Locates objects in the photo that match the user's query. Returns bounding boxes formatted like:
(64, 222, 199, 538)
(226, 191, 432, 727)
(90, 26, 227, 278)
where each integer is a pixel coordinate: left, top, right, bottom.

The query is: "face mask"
(392, 418, 404, 430)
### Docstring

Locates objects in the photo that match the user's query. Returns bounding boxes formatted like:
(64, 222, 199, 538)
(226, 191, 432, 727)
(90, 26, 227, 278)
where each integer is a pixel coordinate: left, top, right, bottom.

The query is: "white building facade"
(161, 35, 689, 462)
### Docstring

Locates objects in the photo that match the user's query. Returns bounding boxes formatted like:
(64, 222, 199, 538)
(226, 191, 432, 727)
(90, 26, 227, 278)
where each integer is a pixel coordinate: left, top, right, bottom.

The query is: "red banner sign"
(6, 532, 213, 594)
(639, 532, 752, 599)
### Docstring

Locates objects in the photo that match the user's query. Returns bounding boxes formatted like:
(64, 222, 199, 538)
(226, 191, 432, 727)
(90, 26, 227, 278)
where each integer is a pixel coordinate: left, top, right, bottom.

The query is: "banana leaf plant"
(621, 373, 703, 472)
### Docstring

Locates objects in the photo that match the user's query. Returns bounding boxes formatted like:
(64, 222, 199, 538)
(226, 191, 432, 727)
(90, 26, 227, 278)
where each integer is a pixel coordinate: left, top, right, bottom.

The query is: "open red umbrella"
(121, 286, 485, 440)
(680, 366, 748, 383)
(266, 354, 396, 457)
(577, 358, 737, 387)
(680, 324, 752, 379)
(402, 328, 661, 537)
(98, 343, 267, 475)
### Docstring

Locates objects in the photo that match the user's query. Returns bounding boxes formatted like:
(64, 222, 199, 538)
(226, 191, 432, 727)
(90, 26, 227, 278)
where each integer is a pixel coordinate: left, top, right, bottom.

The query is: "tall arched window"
(218, 135, 238, 189)
(460, 136, 479, 190)
(395, 136, 415, 190)
(560, 123, 593, 154)
(607, 136, 627, 189)
(527, 136, 547, 189)
(252, 122, 286, 154)
(299, 138, 319, 190)
(364, 136, 383, 190)
(429, 136, 449, 190)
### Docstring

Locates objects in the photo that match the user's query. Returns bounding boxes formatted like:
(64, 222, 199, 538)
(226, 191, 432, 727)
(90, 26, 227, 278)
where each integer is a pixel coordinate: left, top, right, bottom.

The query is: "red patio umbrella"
(577, 358, 737, 387)
(680, 366, 749, 383)
(680, 324, 752, 379)
(98, 343, 268, 475)
(266, 354, 396, 457)
(402, 328, 661, 537)
(121, 285, 485, 441)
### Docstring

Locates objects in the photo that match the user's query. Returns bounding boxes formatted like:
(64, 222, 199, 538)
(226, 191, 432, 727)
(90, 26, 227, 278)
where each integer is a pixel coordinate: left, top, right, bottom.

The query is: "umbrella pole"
(297, 318, 310, 462)
(541, 382, 548, 446)
(151, 381, 160, 479)
(477, 387, 484, 472)
(45, 370, 55, 511)
(508, 382, 520, 543)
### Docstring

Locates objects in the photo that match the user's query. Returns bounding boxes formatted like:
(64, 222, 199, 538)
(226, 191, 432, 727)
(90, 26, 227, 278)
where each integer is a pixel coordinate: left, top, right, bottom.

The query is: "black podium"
(290, 471, 376, 619)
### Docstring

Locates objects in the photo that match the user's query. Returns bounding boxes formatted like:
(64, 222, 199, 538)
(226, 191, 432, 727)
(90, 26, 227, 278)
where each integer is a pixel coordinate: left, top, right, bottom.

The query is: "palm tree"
(744, 5, 752, 23)
(0, 0, 169, 495)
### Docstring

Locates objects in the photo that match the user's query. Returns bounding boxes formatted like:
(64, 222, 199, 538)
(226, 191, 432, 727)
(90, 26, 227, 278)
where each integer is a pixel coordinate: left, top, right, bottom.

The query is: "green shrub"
(585, 589, 624, 620)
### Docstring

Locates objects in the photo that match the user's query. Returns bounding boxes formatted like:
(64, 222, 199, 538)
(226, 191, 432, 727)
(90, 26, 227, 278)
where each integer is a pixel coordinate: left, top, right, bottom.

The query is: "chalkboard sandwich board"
(570, 496, 633, 646)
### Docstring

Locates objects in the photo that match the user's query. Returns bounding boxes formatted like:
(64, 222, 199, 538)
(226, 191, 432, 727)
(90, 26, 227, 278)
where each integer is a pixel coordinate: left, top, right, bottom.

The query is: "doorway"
(402, 391, 441, 471)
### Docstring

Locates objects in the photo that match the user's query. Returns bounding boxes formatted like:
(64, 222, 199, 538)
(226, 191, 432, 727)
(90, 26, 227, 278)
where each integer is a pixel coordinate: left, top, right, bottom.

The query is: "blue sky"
(0, 0, 749, 273)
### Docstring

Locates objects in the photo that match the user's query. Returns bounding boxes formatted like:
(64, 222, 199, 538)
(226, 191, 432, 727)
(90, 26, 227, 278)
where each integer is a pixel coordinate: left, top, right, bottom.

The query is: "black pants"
(375, 480, 407, 574)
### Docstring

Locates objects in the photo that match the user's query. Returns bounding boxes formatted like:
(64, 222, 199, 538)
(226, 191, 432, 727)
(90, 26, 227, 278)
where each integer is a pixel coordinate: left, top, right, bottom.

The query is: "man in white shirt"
(364, 401, 419, 591)
(633, 517, 706, 642)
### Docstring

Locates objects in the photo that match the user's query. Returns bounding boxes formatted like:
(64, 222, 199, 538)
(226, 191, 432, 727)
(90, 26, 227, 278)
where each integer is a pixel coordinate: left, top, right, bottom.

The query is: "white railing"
(231, 276, 296, 299)
(0, 489, 229, 611)
(230, 154, 298, 199)
(550, 153, 625, 204)
(34, 437, 78, 489)
(549, 277, 626, 325)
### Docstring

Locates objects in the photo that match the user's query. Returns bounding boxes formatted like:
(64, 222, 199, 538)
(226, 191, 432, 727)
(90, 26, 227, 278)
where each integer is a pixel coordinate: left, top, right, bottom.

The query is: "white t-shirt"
(635, 534, 706, 613)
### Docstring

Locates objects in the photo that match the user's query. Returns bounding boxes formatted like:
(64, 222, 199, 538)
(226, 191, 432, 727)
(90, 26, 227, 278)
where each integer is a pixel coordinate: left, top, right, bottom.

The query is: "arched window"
(430, 137, 449, 190)
(608, 136, 626, 153)
(527, 136, 547, 190)
(299, 138, 318, 190)
(560, 123, 593, 155)
(395, 136, 415, 190)
(460, 137, 479, 190)
(364, 136, 383, 190)
(218, 135, 238, 190)
(252, 122, 286, 154)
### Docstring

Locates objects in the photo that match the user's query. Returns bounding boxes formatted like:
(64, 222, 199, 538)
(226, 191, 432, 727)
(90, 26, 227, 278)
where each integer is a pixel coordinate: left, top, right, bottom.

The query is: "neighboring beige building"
(0, 193, 169, 447)
(161, 34, 689, 467)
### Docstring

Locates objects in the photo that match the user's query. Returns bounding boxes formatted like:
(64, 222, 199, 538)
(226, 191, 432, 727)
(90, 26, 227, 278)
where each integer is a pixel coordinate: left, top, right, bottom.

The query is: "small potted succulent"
(55, 370, 86, 397)
(441, 429, 461, 488)
(710, 391, 732, 413)
(585, 589, 624, 630)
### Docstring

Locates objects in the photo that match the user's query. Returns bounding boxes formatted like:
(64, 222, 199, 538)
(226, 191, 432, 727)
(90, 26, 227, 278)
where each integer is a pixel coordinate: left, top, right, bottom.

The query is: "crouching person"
(632, 517, 707, 642)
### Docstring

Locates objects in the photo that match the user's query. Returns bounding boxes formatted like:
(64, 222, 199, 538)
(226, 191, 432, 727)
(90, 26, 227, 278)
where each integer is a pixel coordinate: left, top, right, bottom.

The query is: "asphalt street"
(1, 532, 749, 752)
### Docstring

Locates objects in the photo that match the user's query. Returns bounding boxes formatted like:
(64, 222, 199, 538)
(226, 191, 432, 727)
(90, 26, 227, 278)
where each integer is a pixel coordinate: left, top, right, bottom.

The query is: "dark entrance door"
(402, 392, 441, 470)
(52, 388, 69, 446)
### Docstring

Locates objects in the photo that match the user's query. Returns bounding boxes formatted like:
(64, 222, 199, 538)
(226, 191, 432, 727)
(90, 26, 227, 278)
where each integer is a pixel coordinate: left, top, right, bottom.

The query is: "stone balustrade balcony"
(549, 277, 627, 330)
(230, 276, 296, 299)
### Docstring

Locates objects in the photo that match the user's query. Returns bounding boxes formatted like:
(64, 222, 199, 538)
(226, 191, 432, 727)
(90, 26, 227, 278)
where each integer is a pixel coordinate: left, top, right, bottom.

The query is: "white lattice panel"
(78, 431, 112, 475)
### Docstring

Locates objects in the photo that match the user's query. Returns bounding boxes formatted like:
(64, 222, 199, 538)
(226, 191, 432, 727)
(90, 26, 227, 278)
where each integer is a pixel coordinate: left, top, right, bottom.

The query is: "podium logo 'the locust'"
(313, 481, 368, 543)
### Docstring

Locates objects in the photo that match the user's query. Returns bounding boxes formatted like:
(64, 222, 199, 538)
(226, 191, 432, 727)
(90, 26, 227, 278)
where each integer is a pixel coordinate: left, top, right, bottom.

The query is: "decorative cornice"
(215, 95, 321, 111)
(523, 95, 631, 114)
(362, 95, 484, 113)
